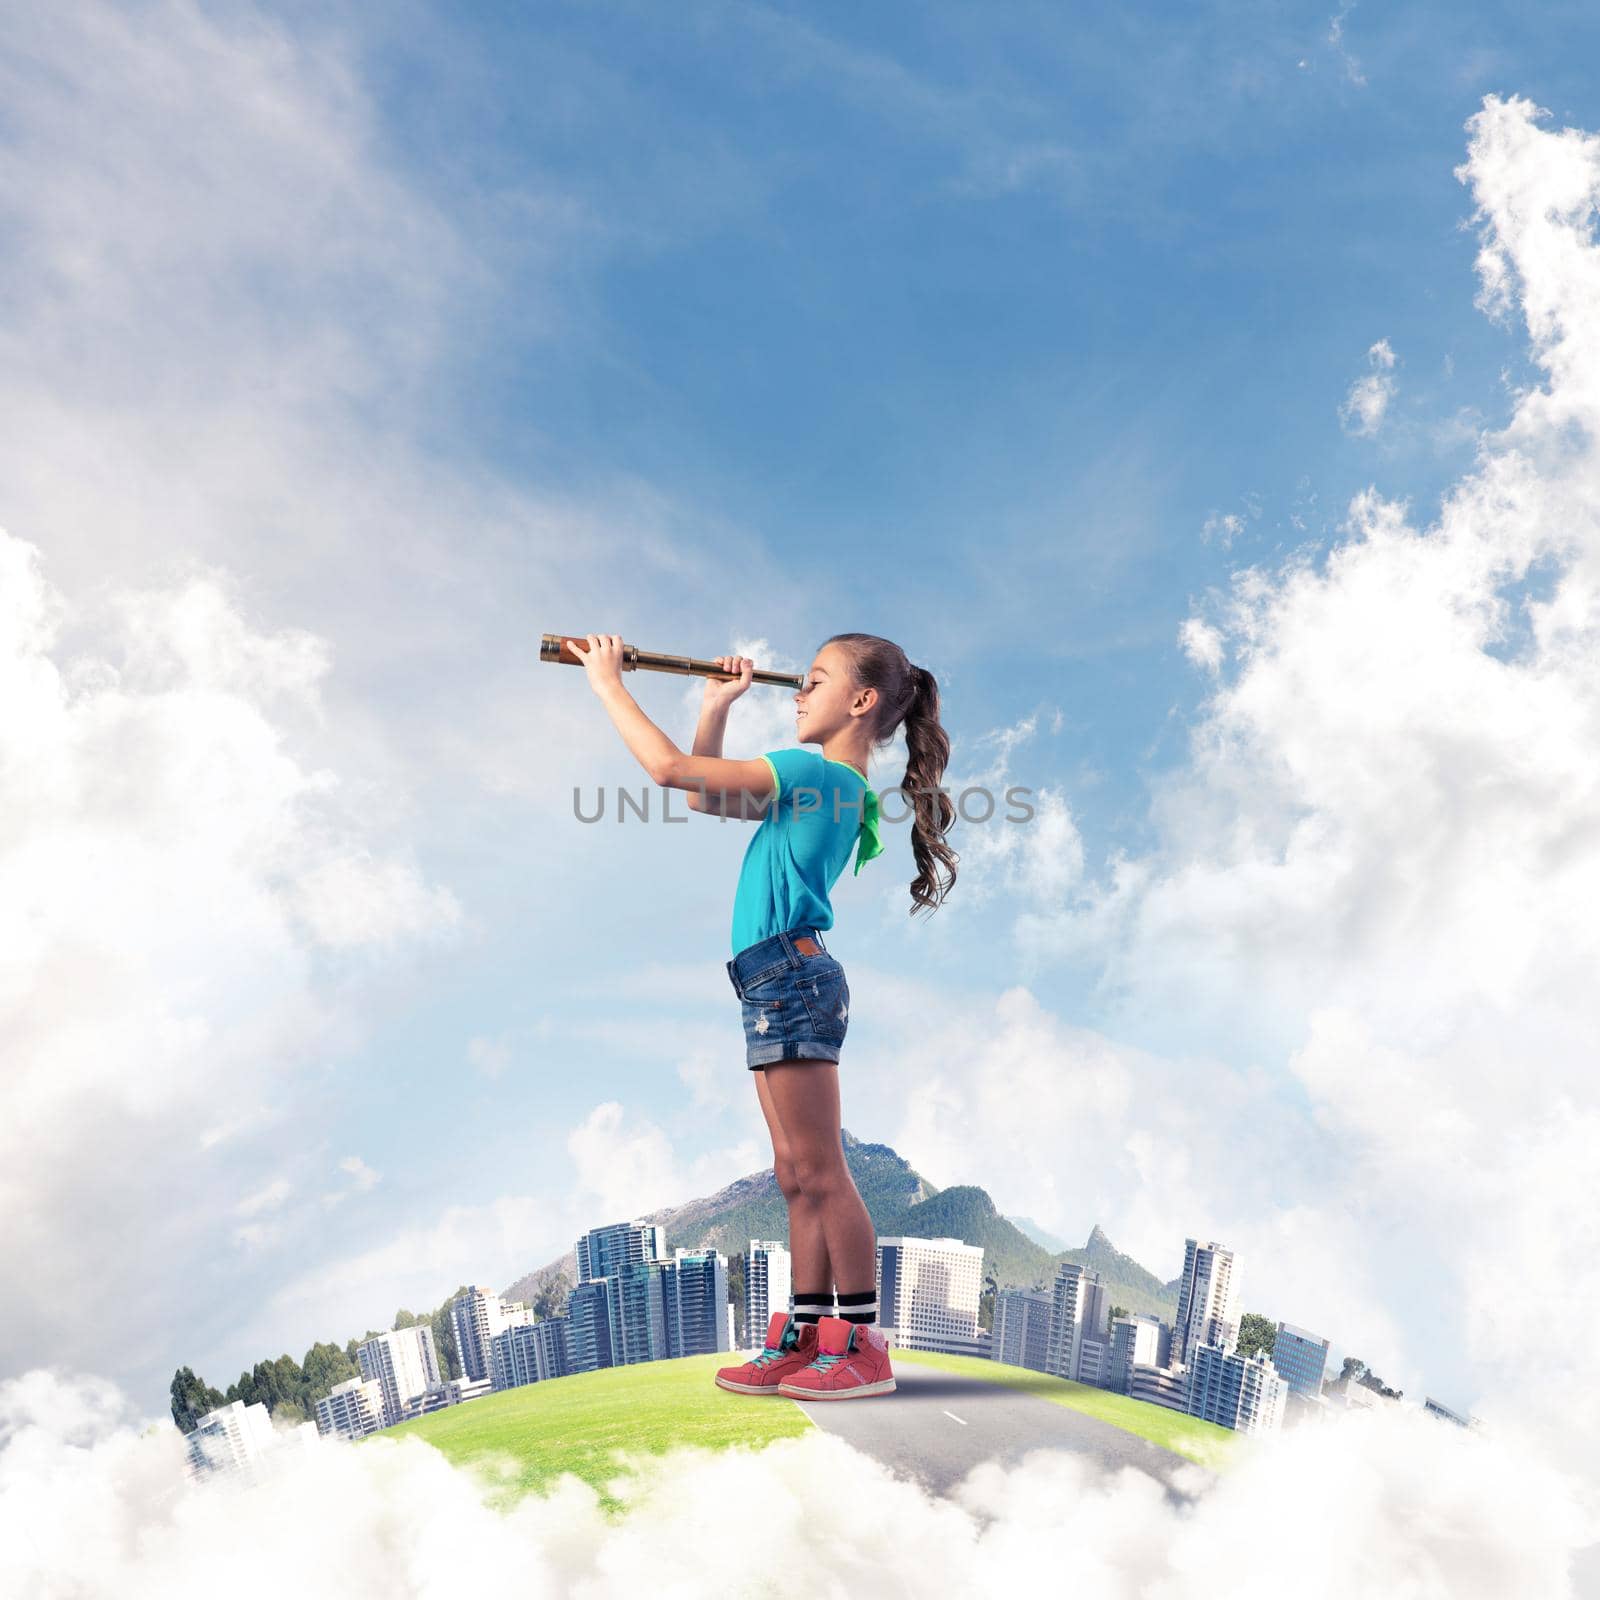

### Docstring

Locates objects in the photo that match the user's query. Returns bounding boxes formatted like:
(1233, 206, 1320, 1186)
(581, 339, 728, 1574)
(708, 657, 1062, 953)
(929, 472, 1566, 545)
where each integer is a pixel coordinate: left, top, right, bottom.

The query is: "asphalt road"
(787, 1360, 1211, 1508)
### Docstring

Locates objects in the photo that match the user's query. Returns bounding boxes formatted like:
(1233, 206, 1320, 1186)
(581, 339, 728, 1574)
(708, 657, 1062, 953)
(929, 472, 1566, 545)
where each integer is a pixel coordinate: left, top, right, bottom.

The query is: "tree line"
(171, 1272, 577, 1433)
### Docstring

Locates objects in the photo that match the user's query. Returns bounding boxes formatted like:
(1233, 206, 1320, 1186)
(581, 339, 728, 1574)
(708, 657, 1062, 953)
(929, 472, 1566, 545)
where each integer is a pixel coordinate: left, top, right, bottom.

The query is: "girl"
(568, 631, 957, 1401)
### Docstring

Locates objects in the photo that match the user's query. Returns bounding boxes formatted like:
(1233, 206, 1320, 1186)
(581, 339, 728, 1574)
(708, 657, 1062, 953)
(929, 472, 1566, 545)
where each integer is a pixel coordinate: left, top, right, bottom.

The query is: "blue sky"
(5, 0, 1600, 1427)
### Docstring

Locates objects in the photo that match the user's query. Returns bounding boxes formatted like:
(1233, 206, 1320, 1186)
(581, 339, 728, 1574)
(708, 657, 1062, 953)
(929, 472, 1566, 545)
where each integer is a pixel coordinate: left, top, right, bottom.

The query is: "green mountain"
(501, 1130, 1177, 1324)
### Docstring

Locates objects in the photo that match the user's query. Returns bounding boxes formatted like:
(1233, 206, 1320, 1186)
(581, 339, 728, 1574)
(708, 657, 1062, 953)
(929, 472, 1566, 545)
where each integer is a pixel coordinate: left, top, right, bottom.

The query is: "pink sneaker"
(776, 1315, 896, 1400)
(714, 1312, 820, 1395)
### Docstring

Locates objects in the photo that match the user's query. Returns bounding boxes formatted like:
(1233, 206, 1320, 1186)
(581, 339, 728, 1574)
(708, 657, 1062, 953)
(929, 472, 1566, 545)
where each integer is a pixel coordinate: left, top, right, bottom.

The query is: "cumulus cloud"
(255, 1101, 765, 1343)
(563, 1100, 763, 1246)
(0, 0, 803, 1403)
(995, 95, 1600, 1488)
(1338, 337, 1398, 435)
(0, 1369, 1590, 1599)
(0, 529, 460, 1381)
(1178, 615, 1226, 673)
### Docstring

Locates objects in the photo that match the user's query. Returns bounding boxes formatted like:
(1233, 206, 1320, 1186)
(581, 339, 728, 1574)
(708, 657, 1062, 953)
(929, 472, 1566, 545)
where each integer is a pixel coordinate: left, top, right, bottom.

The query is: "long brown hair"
(823, 633, 958, 916)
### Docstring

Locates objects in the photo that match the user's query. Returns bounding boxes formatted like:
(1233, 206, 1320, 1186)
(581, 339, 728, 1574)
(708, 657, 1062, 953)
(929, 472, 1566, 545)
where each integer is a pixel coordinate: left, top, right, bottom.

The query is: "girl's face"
(794, 645, 873, 742)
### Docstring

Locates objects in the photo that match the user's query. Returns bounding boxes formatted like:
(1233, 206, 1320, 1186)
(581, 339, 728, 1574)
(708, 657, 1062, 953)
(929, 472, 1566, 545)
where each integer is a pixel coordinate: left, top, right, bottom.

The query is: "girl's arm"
(570, 634, 777, 811)
(686, 696, 774, 820)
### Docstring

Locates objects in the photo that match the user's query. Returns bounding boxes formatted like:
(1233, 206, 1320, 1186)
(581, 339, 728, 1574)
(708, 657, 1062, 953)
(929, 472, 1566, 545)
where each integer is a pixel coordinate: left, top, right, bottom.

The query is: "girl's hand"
(568, 633, 628, 696)
(704, 654, 755, 710)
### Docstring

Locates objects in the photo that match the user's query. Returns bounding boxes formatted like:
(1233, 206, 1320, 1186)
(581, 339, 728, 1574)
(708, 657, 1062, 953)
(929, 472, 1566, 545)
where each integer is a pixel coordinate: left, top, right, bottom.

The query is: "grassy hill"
(502, 1130, 1178, 1324)
(385, 1351, 811, 1518)
(384, 1347, 1237, 1518)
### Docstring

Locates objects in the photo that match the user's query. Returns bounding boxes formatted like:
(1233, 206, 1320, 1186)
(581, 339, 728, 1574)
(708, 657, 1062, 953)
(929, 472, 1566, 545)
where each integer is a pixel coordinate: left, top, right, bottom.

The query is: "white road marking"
(942, 1409, 967, 1425)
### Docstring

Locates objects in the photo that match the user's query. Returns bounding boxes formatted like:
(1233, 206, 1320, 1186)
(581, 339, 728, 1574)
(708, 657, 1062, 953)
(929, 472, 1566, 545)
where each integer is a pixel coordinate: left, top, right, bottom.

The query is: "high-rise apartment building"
(1108, 1314, 1172, 1394)
(185, 1399, 277, 1478)
(314, 1377, 387, 1441)
(668, 1248, 731, 1357)
(1047, 1262, 1108, 1382)
(1172, 1239, 1240, 1366)
(357, 1325, 440, 1426)
(1271, 1321, 1331, 1401)
(565, 1279, 616, 1373)
(451, 1286, 534, 1383)
(564, 1242, 733, 1371)
(992, 1288, 1054, 1372)
(877, 1237, 986, 1355)
(745, 1240, 792, 1349)
(490, 1317, 572, 1390)
(576, 1221, 666, 1283)
(1187, 1341, 1287, 1435)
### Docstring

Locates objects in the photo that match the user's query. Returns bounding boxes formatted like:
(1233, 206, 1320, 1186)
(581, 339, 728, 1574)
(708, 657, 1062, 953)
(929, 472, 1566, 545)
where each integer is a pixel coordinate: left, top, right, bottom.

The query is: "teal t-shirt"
(730, 748, 883, 954)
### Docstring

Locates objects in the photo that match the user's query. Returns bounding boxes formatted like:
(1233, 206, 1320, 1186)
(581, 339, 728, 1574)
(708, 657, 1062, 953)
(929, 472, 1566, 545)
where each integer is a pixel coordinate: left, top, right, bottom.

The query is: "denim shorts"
(726, 926, 851, 1069)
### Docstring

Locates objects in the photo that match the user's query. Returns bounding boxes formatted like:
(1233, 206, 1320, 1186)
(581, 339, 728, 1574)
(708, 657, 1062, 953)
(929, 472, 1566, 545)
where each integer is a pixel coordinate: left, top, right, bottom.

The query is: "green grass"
(380, 1344, 1240, 1515)
(889, 1347, 1243, 1470)
(381, 1352, 809, 1516)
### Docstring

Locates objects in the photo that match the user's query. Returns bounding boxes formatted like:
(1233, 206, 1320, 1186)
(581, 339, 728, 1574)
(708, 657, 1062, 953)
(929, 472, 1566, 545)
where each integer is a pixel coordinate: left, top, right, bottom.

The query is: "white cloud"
(1326, 4, 1367, 87)
(1338, 338, 1398, 435)
(0, 529, 461, 1384)
(236, 1180, 293, 1219)
(566, 1102, 763, 1226)
(1001, 95, 1600, 1469)
(254, 1102, 765, 1345)
(1201, 511, 1244, 549)
(320, 1155, 382, 1212)
(1178, 616, 1226, 674)
(864, 711, 1086, 927)
(0, 0, 815, 1401)
(1, 1369, 1591, 1599)
(338, 1157, 381, 1194)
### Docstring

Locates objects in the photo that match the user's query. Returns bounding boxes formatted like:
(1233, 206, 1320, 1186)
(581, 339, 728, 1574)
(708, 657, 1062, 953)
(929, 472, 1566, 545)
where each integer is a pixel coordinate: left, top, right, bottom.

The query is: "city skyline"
(171, 1204, 1456, 1462)
(175, 1129, 1482, 1448)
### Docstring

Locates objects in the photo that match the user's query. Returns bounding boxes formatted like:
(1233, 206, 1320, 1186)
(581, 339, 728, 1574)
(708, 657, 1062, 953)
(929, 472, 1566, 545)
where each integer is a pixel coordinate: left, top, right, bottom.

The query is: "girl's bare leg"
(760, 1060, 876, 1294)
(753, 1066, 832, 1291)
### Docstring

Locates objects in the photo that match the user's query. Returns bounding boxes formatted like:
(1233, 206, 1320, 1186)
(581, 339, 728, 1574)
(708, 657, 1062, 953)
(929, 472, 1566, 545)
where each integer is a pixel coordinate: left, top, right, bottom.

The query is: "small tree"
(169, 1367, 224, 1433)
(430, 1297, 462, 1380)
(1236, 1312, 1276, 1361)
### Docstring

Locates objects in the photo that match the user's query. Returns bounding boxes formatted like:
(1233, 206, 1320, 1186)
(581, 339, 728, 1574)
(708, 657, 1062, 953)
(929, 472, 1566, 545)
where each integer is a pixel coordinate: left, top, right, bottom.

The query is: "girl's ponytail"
(823, 633, 959, 917)
(901, 665, 958, 916)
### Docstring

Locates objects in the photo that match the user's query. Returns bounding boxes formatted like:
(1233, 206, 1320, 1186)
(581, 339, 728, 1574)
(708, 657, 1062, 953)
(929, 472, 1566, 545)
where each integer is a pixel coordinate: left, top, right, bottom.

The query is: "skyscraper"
(1108, 1314, 1172, 1394)
(877, 1237, 985, 1355)
(668, 1248, 731, 1357)
(184, 1398, 278, 1478)
(357, 1325, 440, 1426)
(992, 1288, 1054, 1372)
(1172, 1239, 1240, 1367)
(565, 1278, 616, 1373)
(314, 1377, 387, 1441)
(1187, 1341, 1286, 1434)
(490, 1318, 571, 1390)
(451, 1286, 533, 1383)
(745, 1239, 792, 1349)
(576, 1221, 666, 1283)
(1047, 1261, 1107, 1381)
(1271, 1321, 1331, 1401)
